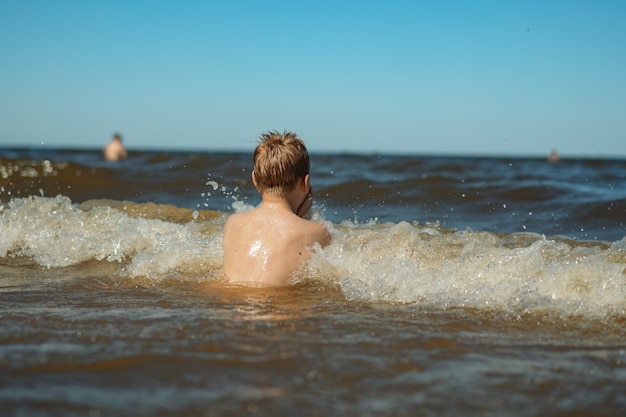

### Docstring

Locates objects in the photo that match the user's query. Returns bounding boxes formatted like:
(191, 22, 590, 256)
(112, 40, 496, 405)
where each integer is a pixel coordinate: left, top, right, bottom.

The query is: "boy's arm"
(296, 186, 331, 246)
(296, 187, 313, 218)
(318, 224, 331, 247)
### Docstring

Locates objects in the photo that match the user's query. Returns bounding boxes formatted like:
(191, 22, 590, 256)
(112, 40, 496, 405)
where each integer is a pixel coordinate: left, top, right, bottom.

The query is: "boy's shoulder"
(226, 206, 327, 235)
(298, 217, 331, 246)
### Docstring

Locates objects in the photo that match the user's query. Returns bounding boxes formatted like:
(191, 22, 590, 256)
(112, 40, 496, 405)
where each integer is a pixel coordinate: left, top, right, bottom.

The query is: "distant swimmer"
(548, 149, 560, 164)
(103, 133, 128, 162)
(222, 130, 331, 287)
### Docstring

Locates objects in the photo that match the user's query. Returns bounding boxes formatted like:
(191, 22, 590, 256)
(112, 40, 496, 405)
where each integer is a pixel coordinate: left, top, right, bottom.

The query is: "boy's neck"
(260, 193, 300, 214)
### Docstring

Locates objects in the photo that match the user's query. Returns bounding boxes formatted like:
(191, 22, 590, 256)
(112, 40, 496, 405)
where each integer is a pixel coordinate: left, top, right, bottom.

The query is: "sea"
(1, 147, 625, 417)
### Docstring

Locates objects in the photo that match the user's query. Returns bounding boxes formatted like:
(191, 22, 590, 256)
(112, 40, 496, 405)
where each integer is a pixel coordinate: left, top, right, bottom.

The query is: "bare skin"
(103, 138, 127, 162)
(222, 174, 331, 287)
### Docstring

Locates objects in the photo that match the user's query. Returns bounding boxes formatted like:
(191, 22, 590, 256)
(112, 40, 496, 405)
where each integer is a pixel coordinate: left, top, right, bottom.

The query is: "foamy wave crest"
(3, 196, 626, 318)
(0, 195, 225, 280)
(307, 220, 626, 318)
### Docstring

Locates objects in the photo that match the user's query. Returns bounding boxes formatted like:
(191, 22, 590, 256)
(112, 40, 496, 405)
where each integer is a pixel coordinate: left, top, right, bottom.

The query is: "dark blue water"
(2, 147, 625, 241)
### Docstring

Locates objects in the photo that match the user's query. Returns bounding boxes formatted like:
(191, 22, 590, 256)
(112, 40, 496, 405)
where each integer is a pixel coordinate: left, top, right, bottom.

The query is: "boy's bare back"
(222, 201, 329, 286)
(221, 131, 330, 287)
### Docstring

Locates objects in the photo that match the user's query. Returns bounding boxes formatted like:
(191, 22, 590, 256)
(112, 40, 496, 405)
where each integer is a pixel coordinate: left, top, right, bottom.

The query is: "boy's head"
(253, 131, 310, 197)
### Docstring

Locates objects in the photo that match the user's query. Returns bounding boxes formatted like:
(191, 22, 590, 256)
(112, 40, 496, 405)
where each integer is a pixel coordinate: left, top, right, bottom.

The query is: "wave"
(309, 221, 626, 320)
(1, 195, 625, 319)
(0, 195, 225, 279)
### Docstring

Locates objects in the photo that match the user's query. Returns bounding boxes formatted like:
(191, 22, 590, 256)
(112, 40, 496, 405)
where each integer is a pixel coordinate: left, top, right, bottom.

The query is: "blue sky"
(1, 0, 625, 157)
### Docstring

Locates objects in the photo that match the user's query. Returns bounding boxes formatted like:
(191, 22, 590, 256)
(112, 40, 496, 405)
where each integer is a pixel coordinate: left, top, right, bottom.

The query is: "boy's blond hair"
(253, 131, 310, 197)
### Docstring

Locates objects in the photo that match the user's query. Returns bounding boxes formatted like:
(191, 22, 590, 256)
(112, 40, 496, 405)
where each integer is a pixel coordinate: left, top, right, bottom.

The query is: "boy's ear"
(301, 174, 310, 191)
(252, 171, 258, 188)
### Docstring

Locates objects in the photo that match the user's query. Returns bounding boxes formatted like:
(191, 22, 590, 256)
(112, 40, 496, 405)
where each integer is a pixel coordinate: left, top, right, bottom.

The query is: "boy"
(103, 133, 128, 162)
(222, 131, 331, 287)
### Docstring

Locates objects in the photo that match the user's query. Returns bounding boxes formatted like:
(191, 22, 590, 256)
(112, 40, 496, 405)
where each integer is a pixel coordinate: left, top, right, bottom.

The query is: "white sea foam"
(0, 196, 224, 280)
(307, 220, 626, 318)
(2, 196, 625, 318)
